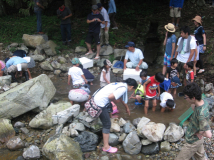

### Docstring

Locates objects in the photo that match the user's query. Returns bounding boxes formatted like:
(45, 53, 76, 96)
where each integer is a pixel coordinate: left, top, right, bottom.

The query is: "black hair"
(170, 58, 178, 66)
(183, 82, 201, 101)
(186, 61, 193, 69)
(180, 26, 190, 35)
(124, 78, 138, 89)
(140, 70, 147, 78)
(59, 1, 64, 6)
(101, 60, 108, 73)
(155, 72, 164, 83)
(5, 57, 9, 63)
(166, 99, 175, 108)
(167, 32, 174, 38)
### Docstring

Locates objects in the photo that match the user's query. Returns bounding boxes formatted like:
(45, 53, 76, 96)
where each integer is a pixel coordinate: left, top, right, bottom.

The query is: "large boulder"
(74, 131, 98, 152)
(114, 49, 127, 59)
(43, 134, 83, 160)
(29, 102, 79, 129)
(122, 131, 142, 155)
(6, 136, 25, 150)
(51, 61, 61, 69)
(0, 119, 15, 143)
(123, 121, 136, 134)
(100, 45, 114, 56)
(0, 74, 56, 119)
(22, 34, 47, 48)
(163, 123, 184, 142)
(141, 142, 159, 155)
(109, 133, 119, 146)
(40, 61, 54, 71)
(0, 75, 11, 87)
(42, 40, 57, 56)
(75, 46, 87, 53)
(23, 145, 40, 159)
(30, 54, 45, 62)
(142, 122, 166, 142)
(137, 117, 150, 138)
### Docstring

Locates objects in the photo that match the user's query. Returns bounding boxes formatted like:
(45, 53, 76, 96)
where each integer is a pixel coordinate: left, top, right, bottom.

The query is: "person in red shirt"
(186, 61, 194, 85)
(143, 73, 164, 115)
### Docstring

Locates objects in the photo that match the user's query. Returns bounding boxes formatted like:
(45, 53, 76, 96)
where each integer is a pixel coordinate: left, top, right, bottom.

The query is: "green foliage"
(109, 54, 115, 63)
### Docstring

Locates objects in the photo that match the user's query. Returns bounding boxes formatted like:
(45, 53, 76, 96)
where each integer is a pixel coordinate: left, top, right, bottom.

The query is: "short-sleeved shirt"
(160, 92, 175, 109)
(185, 99, 210, 144)
(100, 7, 110, 28)
(145, 76, 160, 97)
(34, 0, 43, 12)
(194, 26, 205, 45)
(6, 57, 27, 68)
(141, 76, 150, 85)
(0, 60, 5, 70)
(100, 68, 111, 82)
(94, 83, 127, 107)
(68, 67, 84, 85)
(87, 13, 104, 33)
(165, 34, 177, 56)
(57, 7, 71, 24)
(125, 48, 144, 66)
(176, 36, 197, 63)
(186, 70, 194, 82)
(167, 67, 179, 79)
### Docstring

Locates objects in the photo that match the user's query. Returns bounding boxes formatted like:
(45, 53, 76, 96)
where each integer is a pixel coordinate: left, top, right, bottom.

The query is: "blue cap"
(171, 76, 182, 86)
(125, 42, 135, 48)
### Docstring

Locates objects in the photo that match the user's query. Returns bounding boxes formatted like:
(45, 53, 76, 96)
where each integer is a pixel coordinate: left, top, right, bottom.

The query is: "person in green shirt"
(175, 83, 212, 160)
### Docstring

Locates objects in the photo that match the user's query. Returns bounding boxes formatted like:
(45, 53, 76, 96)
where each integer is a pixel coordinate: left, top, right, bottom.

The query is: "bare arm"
(103, 71, 110, 84)
(163, 32, 168, 46)
(87, 19, 95, 23)
(157, 85, 160, 97)
(171, 43, 175, 59)
(36, 2, 45, 9)
(124, 59, 128, 70)
(68, 75, 71, 85)
(202, 33, 206, 51)
(143, 79, 151, 96)
(166, 73, 169, 78)
(81, 75, 88, 84)
(174, 46, 179, 58)
(63, 13, 72, 20)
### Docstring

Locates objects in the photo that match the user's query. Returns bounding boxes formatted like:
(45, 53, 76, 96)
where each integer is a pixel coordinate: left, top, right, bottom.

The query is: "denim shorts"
(144, 96, 157, 101)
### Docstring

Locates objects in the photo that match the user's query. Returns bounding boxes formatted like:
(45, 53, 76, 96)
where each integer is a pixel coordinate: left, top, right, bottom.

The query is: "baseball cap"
(71, 58, 81, 65)
(125, 42, 135, 48)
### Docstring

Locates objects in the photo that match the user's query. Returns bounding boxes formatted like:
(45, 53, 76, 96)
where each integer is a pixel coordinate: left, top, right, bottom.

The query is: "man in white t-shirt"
(160, 92, 175, 112)
(124, 42, 148, 71)
(68, 58, 88, 89)
(174, 26, 196, 86)
(97, 3, 110, 47)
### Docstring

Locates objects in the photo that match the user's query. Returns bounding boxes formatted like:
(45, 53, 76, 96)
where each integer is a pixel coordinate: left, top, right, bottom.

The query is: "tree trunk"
(0, 0, 6, 16)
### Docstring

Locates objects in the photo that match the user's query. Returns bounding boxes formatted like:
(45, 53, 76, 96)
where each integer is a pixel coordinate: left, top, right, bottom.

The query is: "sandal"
(198, 69, 205, 74)
(85, 52, 92, 55)
(94, 56, 100, 60)
(102, 146, 118, 153)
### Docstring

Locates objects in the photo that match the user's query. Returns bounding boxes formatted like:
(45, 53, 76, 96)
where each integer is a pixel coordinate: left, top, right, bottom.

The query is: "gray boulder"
(69, 122, 85, 132)
(164, 123, 184, 142)
(42, 40, 57, 56)
(205, 83, 213, 92)
(23, 145, 40, 159)
(54, 70, 61, 75)
(123, 121, 136, 134)
(75, 46, 87, 53)
(132, 118, 141, 127)
(20, 127, 29, 134)
(122, 131, 141, 155)
(161, 141, 171, 152)
(0, 119, 15, 144)
(43, 134, 83, 160)
(51, 61, 61, 69)
(141, 142, 159, 155)
(114, 49, 127, 59)
(94, 58, 105, 67)
(30, 54, 45, 62)
(58, 56, 67, 64)
(14, 121, 25, 128)
(22, 34, 47, 48)
(109, 133, 119, 146)
(40, 61, 54, 71)
(6, 136, 25, 150)
(0, 75, 11, 87)
(100, 45, 113, 56)
(60, 64, 69, 72)
(0, 74, 56, 119)
(141, 139, 152, 146)
(81, 53, 96, 59)
(10, 82, 18, 88)
(118, 133, 127, 142)
(74, 131, 98, 152)
(15, 156, 25, 160)
(137, 117, 150, 138)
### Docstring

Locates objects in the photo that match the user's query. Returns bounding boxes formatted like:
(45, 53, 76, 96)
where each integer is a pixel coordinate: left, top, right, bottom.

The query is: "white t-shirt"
(100, 68, 111, 82)
(125, 48, 144, 66)
(100, 7, 110, 28)
(94, 83, 127, 107)
(176, 36, 197, 63)
(68, 66, 84, 85)
(160, 92, 175, 109)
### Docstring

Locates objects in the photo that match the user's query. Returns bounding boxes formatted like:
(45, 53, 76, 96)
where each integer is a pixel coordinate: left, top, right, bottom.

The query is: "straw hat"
(192, 16, 202, 25)
(164, 23, 176, 32)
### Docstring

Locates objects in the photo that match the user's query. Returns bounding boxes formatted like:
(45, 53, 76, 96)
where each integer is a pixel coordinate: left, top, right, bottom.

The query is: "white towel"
(23, 57, 31, 63)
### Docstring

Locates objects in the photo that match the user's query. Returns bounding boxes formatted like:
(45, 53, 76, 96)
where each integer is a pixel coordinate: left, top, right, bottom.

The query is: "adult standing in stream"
(175, 83, 212, 160)
(33, 0, 45, 34)
(57, 2, 72, 45)
(94, 78, 138, 153)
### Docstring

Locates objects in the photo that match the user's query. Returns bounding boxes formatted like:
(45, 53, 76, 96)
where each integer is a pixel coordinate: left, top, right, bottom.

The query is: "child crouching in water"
(100, 59, 112, 87)
(159, 92, 175, 112)
(143, 72, 164, 115)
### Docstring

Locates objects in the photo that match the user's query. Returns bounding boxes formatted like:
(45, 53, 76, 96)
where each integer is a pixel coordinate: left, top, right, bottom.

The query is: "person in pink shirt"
(0, 60, 5, 76)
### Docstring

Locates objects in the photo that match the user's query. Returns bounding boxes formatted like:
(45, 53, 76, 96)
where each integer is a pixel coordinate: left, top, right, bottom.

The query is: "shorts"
(85, 32, 100, 45)
(177, 61, 186, 78)
(199, 44, 204, 53)
(7, 63, 28, 73)
(164, 52, 172, 67)
(144, 96, 157, 101)
(73, 82, 85, 89)
(170, 7, 181, 18)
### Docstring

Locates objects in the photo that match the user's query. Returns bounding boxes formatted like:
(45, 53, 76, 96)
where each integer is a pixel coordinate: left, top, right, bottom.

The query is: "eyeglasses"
(184, 96, 189, 99)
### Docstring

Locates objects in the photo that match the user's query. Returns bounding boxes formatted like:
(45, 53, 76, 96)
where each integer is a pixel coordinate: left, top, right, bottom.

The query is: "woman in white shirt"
(94, 78, 138, 153)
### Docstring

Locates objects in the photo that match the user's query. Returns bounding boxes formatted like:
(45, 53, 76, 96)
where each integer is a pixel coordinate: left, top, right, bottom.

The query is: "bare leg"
(70, 100, 73, 105)
(0, 71, 3, 77)
(193, 61, 197, 76)
(176, 18, 180, 26)
(96, 44, 101, 57)
(103, 133, 110, 150)
(85, 42, 93, 53)
(136, 95, 142, 103)
(144, 100, 149, 115)
(27, 69, 32, 79)
(109, 113, 112, 118)
(173, 88, 177, 97)
(162, 65, 167, 75)
(172, 17, 175, 24)
(152, 99, 157, 112)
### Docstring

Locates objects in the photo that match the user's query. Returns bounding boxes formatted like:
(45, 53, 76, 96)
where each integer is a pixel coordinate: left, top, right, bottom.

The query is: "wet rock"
(6, 136, 25, 150)
(81, 53, 96, 59)
(74, 131, 98, 152)
(114, 49, 127, 59)
(94, 58, 105, 67)
(69, 122, 85, 131)
(200, 79, 205, 85)
(142, 122, 166, 142)
(75, 112, 95, 127)
(10, 82, 18, 88)
(60, 64, 69, 72)
(51, 61, 61, 69)
(164, 123, 184, 142)
(22, 34, 47, 48)
(101, 156, 109, 160)
(70, 128, 79, 137)
(137, 117, 150, 138)
(23, 145, 40, 159)
(58, 56, 67, 64)
(0, 74, 56, 119)
(123, 121, 136, 134)
(75, 46, 87, 53)
(15, 156, 25, 160)
(17, 44, 28, 53)
(110, 119, 120, 133)
(132, 118, 141, 127)
(116, 154, 122, 160)
(0, 119, 15, 143)
(141, 142, 159, 155)
(109, 133, 119, 146)
(62, 126, 70, 137)
(20, 127, 29, 134)
(118, 133, 127, 142)
(100, 45, 113, 56)
(55, 124, 63, 135)
(0, 75, 11, 87)
(29, 102, 79, 129)
(123, 131, 141, 155)
(89, 118, 103, 133)
(40, 61, 54, 71)
(42, 40, 57, 56)
(161, 141, 171, 152)
(205, 83, 213, 92)
(9, 43, 19, 48)
(54, 70, 61, 75)
(14, 121, 25, 128)
(30, 54, 45, 62)
(141, 139, 152, 145)
(43, 134, 83, 160)
(3, 84, 10, 91)
(119, 118, 127, 127)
